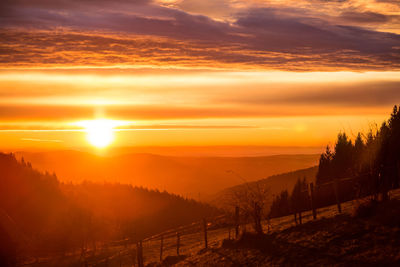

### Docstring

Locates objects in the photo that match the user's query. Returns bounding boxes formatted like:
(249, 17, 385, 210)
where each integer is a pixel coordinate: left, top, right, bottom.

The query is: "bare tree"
(228, 175, 269, 235)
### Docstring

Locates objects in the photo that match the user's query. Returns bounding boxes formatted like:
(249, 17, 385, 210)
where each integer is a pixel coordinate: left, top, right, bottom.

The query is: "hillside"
(212, 166, 318, 207)
(15, 151, 320, 199)
(177, 200, 400, 266)
(0, 153, 218, 257)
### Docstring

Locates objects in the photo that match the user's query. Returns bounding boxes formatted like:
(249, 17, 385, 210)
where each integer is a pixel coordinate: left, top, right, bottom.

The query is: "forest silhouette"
(0, 154, 219, 263)
(270, 105, 400, 218)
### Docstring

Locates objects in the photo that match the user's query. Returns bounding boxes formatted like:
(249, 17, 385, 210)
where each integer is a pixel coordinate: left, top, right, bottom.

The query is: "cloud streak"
(223, 81, 400, 107)
(0, 123, 258, 131)
(0, 102, 394, 123)
(21, 138, 63, 142)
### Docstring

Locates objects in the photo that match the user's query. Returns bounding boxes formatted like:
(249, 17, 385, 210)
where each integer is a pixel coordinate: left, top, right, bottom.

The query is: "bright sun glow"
(76, 119, 125, 148)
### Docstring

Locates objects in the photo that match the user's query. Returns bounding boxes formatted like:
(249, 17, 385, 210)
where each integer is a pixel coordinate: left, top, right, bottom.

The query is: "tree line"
(269, 105, 400, 219)
(0, 153, 219, 262)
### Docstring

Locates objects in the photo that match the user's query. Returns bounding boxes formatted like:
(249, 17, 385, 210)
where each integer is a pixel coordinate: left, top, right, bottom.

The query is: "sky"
(0, 0, 400, 151)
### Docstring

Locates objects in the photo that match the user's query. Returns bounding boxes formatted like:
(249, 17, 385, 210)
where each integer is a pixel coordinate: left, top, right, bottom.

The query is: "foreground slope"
(177, 200, 400, 266)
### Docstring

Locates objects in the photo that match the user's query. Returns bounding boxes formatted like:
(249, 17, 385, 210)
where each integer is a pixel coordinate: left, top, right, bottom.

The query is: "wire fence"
(19, 172, 400, 267)
(84, 173, 400, 267)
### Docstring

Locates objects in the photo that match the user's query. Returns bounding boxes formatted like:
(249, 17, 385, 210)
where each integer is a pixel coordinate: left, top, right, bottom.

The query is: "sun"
(86, 121, 114, 148)
(76, 119, 121, 148)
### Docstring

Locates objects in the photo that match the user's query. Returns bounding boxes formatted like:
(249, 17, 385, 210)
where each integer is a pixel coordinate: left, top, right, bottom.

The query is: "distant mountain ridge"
(15, 150, 320, 199)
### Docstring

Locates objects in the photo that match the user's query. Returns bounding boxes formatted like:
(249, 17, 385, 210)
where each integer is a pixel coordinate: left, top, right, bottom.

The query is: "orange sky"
(0, 0, 400, 151)
(0, 69, 397, 150)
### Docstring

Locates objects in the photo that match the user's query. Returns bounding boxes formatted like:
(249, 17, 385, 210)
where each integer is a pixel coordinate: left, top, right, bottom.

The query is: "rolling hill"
(15, 150, 320, 199)
(0, 152, 219, 255)
(212, 166, 318, 208)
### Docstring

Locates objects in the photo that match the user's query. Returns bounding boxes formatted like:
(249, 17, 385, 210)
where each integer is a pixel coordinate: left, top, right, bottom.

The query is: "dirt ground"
(174, 200, 400, 266)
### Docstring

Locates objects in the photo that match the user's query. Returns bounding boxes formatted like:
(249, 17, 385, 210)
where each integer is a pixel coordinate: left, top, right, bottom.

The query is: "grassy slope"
(177, 200, 400, 266)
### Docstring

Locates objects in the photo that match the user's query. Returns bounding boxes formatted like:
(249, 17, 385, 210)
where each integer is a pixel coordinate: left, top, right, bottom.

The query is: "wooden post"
(160, 235, 164, 262)
(228, 227, 231, 240)
(140, 240, 144, 267)
(309, 182, 317, 220)
(397, 161, 400, 188)
(93, 240, 96, 255)
(293, 212, 297, 225)
(254, 202, 262, 234)
(298, 211, 302, 224)
(176, 232, 180, 256)
(333, 178, 342, 213)
(131, 249, 136, 267)
(235, 206, 239, 239)
(137, 241, 143, 267)
(203, 218, 208, 249)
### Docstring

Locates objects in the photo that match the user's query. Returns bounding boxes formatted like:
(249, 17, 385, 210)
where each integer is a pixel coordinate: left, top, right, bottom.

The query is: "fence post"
(298, 211, 302, 224)
(397, 161, 400, 187)
(176, 232, 180, 256)
(235, 206, 239, 239)
(131, 249, 136, 267)
(203, 218, 208, 249)
(160, 235, 164, 262)
(333, 178, 342, 213)
(228, 227, 231, 240)
(309, 182, 317, 220)
(293, 211, 297, 225)
(137, 241, 143, 267)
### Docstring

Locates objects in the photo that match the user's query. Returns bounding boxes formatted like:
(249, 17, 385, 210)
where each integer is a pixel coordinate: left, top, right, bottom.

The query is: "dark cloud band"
(1, 1, 400, 70)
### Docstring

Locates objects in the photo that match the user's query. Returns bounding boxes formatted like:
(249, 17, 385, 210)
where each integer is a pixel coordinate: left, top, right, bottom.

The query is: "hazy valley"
(15, 150, 320, 199)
